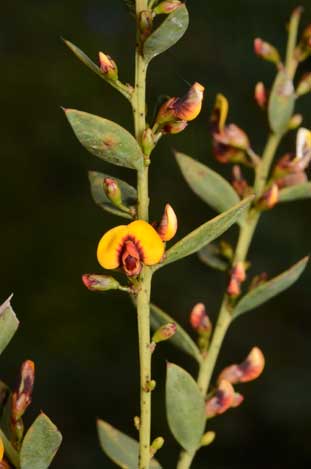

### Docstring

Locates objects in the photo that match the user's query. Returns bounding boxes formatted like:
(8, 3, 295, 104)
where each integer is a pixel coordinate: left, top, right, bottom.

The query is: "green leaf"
(63, 39, 105, 80)
(150, 303, 202, 363)
(20, 413, 62, 469)
(268, 70, 295, 134)
(143, 6, 189, 64)
(198, 243, 228, 271)
(175, 152, 240, 213)
(88, 171, 136, 219)
(166, 363, 205, 452)
(97, 420, 162, 469)
(278, 182, 311, 203)
(0, 295, 19, 355)
(65, 109, 143, 170)
(233, 256, 309, 318)
(155, 196, 252, 270)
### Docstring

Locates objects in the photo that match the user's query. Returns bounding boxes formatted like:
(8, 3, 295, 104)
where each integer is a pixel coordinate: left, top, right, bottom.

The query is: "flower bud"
(257, 183, 279, 210)
(296, 127, 311, 160)
(200, 431, 216, 447)
(103, 178, 123, 207)
(154, 1, 182, 14)
(234, 262, 246, 283)
(232, 165, 250, 197)
(218, 347, 265, 384)
(150, 436, 165, 457)
(288, 114, 303, 130)
(156, 204, 178, 241)
(134, 416, 140, 430)
(12, 360, 35, 421)
(205, 380, 235, 418)
(141, 128, 155, 157)
(227, 262, 246, 297)
(190, 303, 212, 335)
(296, 73, 311, 96)
(254, 38, 280, 64)
(254, 82, 267, 109)
(82, 274, 121, 292)
(139, 10, 153, 41)
(98, 52, 118, 81)
(227, 277, 241, 297)
(145, 380, 157, 392)
(152, 322, 176, 344)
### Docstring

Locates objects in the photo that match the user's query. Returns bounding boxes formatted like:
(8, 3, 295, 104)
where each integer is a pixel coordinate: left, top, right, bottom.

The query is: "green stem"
(134, 2, 152, 469)
(0, 428, 20, 468)
(285, 7, 302, 79)
(177, 130, 283, 469)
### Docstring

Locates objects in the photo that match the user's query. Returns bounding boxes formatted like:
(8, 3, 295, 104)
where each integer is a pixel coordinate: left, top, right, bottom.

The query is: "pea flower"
(205, 380, 235, 418)
(210, 94, 250, 164)
(97, 220, 165, 277)
(155, 82, 205, 131)
(273, 127, 311, 188)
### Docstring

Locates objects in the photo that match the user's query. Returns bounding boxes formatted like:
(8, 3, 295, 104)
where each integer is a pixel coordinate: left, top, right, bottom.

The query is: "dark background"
(1, 0, 311, 467)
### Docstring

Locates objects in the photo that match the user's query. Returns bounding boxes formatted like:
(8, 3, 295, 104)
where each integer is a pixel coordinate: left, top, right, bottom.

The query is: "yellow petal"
(128, 220, 164, 265)
(97, 225, 128, 269)
(0, 435, 3, 461)
(215, 94, 229, 131)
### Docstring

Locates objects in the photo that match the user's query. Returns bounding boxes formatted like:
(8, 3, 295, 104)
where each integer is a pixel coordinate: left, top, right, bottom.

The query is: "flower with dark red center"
(97, 220, 164, 277)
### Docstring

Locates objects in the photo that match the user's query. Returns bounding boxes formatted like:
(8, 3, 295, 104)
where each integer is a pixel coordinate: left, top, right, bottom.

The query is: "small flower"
(97, 220, 164, 277)
(205, 380, 235, 418)
(254, 82, 267, 109)
(154, 1, 182, 14)
(155, 204, 178, 241)
(254, 38, 280, 64)
(218, 347, 265, 384)
(210, 94, 250, 164)
(98, 52, 118, 80)
(155, 82, 204, 127)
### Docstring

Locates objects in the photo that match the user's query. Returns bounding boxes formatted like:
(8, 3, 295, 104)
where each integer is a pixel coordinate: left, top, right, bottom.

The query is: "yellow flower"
(97, 220, 164, 276)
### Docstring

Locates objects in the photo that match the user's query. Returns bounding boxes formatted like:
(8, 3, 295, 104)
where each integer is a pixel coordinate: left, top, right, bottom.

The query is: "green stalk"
(134, 2, 152, 468)
(0, 428, 20, 468)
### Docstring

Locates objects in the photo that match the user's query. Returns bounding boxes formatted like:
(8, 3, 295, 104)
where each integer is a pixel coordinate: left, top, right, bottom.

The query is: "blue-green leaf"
(0, 295, 19, 355)
(268, 70, 295, 134)
(279, 182, 311, 203)
(166, 364, 205, 452)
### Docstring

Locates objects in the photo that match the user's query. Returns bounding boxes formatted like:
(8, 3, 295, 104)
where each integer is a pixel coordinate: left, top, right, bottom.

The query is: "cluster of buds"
(210, 94, 250, 164)
(190, 303, 212, 351)
(253, 38, 281, 65)
(227, 261, 246, 297)
(272, 128, 311, 189)
(153, 82, 204, 136)
(11, 361, 35, 448)
(205, 380, 243, 418)
(153, 1, 183, 15)
(232, 165, 252, 198)
(217, 347, 265, 384)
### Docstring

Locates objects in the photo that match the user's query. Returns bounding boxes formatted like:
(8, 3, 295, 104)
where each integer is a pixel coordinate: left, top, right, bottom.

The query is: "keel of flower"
(218, 347, 265, 384)
(97, 220, 164, 277)
(205, 380, 235, 418)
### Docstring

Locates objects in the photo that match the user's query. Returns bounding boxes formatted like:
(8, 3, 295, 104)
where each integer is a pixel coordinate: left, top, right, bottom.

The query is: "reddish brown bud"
(154, 1, 182, 14)
(254, 82, 267, 109)
(227, 277, 241, 297)
(254, 38, 280, 64)
(104, 178, 122, 206)
(218, 347, 265, 384)
(205, 380, 235, 418)
(190, 303, 212, 335)
(152, 323, 177, 344)
(82, 274, 121, 292)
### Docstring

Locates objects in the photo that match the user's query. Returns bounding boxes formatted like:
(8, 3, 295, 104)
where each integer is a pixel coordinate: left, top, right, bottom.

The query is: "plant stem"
(177, 130, 284, 469)
(0, 428, 20, 468)
(285, 7, 302, 79)
(134, 2, 152, 468)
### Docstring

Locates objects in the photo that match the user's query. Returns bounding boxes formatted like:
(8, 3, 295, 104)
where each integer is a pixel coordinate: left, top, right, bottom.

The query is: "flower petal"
(128, 220, 164, 265)
(97, 225, 128, 269)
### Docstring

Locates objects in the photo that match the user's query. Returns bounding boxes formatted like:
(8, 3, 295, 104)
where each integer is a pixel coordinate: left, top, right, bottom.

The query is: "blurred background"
(1, 0, 311, 467)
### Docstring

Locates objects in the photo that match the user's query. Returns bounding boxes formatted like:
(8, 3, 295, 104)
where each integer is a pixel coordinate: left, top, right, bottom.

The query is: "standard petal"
(128, 220, 164, 265)
(97, 225, 128, 269)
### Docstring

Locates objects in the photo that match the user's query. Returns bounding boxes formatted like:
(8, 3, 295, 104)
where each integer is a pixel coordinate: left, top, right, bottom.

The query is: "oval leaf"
(176, 152, 240, 213)
(150, 303, 202, 363)
(97, 420, 162, 469)
(155, 196, 253, 270)
(143, 6, 189, 64)
(198, 243, 229, 271)
(89, 171, 136, 219)
(166, 364, 205, 452)
(279, 182, 311, 203)
(65, 109, 143, 170)
(0, 295, 19, 355)
(20, 413, 62, 469)
(233, 256, 309, 318)
(268, 70, 295, 134)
